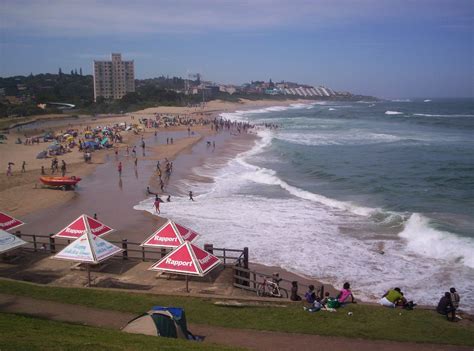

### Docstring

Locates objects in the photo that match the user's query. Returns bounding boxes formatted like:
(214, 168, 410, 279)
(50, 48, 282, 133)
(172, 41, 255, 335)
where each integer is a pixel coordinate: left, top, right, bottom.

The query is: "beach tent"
(122, 306, 195, 339)
(36, 151, 48, 159)
(53, 214, 114, 239)
(149, 241, 221, 292)
(141, 220, 199, 249)
(0, 211, 25, 231)
(52, 224, 122, 286)
(83, 141, 99, 149)
(0, 229, 28, 254)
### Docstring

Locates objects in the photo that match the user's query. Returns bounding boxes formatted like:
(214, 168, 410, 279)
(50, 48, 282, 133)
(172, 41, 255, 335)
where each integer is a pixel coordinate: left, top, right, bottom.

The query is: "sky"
(0, 0, 473, 98)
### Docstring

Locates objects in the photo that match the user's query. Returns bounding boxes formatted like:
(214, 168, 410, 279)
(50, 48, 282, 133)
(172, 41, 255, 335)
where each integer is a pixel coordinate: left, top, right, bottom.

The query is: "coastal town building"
(93, 53, 135, 101)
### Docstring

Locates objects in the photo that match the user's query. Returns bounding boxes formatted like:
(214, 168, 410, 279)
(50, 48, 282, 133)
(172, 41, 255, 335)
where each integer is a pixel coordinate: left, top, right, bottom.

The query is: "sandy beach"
(0, 99, 302, 217)
(0, 98, 332, 290)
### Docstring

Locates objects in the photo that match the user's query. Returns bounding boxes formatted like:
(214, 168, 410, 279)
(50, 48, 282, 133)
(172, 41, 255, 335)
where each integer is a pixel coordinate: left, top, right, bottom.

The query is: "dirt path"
(0, 294, 467, 351)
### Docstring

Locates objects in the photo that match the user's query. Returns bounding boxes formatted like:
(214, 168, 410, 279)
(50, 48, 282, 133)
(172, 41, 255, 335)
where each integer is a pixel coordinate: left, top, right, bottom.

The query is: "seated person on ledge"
(380, 287, 404, 308)
(337, 282, 356, 304)
(437, 292, 456, 321)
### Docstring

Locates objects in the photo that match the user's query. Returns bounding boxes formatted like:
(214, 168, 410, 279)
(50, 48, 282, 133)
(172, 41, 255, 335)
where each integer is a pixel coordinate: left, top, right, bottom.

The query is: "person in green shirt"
(380, 287, 404, 307)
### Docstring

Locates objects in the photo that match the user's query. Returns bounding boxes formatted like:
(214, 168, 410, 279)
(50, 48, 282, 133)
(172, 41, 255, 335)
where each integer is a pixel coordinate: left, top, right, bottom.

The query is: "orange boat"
(40, 176, 82, 189)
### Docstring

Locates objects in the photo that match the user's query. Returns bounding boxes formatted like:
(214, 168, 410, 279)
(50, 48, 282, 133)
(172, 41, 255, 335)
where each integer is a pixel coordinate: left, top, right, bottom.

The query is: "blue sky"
(0, 0, 472, 98)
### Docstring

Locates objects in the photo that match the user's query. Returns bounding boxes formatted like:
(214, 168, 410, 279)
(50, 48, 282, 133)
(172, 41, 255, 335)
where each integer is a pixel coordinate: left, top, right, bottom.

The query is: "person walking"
(6, 163, 13, 176)
(61, 160, 67, 177)
(21, 161, 26, 173)
(189, 191, 194, 201)
(118, 162, 122, 177)
(154, 195, 161, 214)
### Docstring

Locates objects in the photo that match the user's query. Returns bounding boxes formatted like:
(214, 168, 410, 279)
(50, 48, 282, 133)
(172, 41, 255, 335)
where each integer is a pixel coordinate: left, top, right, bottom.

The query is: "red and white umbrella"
(0, 211, 24, 231)
(149, 241, 221, 291)
(53, 214, 114, 239)
(141, 219, 199, 249)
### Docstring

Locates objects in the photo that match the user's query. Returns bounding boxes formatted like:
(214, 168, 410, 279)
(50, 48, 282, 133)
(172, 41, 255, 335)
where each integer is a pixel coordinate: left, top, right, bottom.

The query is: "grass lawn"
(0, 279, 473, 346)
(0, 313, 238, 351)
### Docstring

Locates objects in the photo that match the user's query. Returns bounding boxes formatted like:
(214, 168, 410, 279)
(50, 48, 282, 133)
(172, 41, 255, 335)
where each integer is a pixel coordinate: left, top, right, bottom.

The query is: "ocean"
(135, 98, 474, 311)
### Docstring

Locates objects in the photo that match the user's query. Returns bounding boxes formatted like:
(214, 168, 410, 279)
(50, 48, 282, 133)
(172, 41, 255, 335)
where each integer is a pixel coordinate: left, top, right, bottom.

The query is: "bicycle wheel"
(256, 283, 266, 297)
(279, 288, 289, 299)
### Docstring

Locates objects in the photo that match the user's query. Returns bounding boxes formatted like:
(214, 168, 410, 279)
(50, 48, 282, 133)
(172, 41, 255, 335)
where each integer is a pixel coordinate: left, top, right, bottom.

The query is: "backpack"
(326, 298, 340, 309)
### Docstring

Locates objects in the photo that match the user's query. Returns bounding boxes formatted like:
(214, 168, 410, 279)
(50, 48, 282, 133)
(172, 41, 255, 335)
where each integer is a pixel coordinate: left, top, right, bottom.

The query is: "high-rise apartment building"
(93, 53, 135, 101)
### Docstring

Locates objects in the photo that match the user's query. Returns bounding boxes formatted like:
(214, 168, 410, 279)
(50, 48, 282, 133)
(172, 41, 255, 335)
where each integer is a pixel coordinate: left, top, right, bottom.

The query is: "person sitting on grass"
(337, 282, 356, 304)
(380, 287, 404, 308)
(437, 292, 456, 322)
(290, 281, 302, 301)
(304, 285, 317, 305)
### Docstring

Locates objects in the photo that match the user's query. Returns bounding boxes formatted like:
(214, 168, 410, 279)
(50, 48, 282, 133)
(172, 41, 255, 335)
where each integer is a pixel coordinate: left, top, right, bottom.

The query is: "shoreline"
(0, 98, 340, 294)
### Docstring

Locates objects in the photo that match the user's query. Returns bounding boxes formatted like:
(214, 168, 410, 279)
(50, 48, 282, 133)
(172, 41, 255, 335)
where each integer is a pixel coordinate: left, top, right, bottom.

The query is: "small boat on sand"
(40, 176, 81, 189)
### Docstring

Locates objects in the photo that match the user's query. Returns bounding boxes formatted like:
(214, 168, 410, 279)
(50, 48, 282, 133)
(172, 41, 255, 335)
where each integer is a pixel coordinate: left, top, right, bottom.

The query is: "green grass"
(0, 279, 473, 346)
(0, 313, 237, 351)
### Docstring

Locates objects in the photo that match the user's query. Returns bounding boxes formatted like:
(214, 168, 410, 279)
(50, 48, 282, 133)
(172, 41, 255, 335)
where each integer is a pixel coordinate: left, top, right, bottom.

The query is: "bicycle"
(256, 275, 288, 298)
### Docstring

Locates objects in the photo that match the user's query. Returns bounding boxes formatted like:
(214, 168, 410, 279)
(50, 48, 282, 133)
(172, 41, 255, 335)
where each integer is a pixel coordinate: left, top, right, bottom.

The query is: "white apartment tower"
(93, 53, 135, 101)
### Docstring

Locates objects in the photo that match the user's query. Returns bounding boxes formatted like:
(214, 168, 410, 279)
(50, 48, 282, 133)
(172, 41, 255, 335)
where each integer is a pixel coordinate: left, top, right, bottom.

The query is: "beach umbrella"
(0, 229, 28, 254)
(141, 219, 199, 249)
(53, 214, 114, 239)
(52, 225, 122, 286)
(0, 211, 25, 231)
(149, 241, 221, 292)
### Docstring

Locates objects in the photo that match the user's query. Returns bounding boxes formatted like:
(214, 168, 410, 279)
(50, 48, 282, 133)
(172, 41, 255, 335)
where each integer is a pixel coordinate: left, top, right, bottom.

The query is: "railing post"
(243, 247, 249, 269)
(49, 235, 56, 253)
(160, 248, 167, 258)
(122, 239, 128, 260)
(33, 235, 37, 252)
(142, 246, 146, 261)
(223, 248, 226, 265)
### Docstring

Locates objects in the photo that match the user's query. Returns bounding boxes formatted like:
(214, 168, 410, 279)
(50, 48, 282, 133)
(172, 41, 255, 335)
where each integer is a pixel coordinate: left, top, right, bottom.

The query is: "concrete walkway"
(0, 294, 468, 351)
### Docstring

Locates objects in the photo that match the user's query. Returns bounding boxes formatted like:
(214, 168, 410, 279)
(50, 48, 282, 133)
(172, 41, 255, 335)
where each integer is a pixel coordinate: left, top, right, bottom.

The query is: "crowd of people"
(286, 279, 462, 321)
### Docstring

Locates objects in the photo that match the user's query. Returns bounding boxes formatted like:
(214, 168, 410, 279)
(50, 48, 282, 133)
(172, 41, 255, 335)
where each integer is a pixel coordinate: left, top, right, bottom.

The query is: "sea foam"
(385, 110, 403, 115)
(399, 213, 474, 268)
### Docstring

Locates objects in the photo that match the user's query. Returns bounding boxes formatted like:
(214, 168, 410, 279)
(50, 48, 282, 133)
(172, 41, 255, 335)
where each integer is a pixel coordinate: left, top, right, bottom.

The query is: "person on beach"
(93, 213, 98, 220)
(118, 162, 122, 177)
(134, 158, 138, 168)
(437, 292, 456, 321)
(21, 161, 26, 173)
(132, 146, 136, 157)
(337, 282, 356, 304)
(61, 160, 67, 176)
(6, 163, 13, 176)
(154, 195, 161, 214)
(41, 166, 45, 175)
(290, 281, 302, 301)
(167, 195, 171, 202)
(189, 191, 194, 201)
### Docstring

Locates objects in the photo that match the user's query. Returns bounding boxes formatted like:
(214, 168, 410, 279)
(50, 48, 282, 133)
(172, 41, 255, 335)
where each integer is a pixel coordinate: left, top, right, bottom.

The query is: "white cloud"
(1, 0, 471, 37)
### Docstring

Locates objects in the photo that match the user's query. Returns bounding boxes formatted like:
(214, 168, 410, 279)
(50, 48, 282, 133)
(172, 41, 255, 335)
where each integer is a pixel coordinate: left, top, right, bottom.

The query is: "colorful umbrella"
(141, 219, 199, 249)
(53, 214, 114, 239)
(0, 211, 25, 231)
(149, 241, 221, 292)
